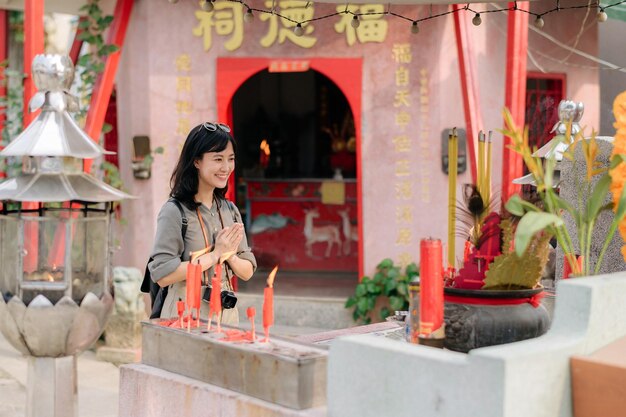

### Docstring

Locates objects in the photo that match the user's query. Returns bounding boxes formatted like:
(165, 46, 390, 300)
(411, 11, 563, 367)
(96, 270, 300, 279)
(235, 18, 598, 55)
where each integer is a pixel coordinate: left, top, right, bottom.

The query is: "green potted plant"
(345, 258, 418, 324)
(501, 108, 626, 277)
(444, 103, 626, 353)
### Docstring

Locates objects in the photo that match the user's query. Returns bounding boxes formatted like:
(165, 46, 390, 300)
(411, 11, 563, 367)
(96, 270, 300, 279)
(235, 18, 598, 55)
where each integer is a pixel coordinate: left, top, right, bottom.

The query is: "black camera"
(202, 286, 237, 309)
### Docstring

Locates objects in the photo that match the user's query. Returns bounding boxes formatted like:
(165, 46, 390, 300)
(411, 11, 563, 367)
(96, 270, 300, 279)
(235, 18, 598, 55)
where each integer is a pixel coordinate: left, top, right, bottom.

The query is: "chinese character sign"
(174, 54, 193, 137)
(191, 1, 391, 51)
(391, 43, 415, 268)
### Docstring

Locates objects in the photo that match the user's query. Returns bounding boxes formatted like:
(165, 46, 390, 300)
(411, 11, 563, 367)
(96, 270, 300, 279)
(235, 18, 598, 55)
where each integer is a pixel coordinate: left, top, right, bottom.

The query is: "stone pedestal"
(27, 356, 77, 417)
(97, 267, 145, 365)
(97, 311, 144, 365)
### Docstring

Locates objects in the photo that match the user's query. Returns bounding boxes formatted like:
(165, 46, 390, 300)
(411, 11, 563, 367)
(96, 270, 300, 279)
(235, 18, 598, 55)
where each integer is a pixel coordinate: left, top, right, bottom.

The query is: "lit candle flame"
(190, 247, 210, 263)
(267, 265, 278, 288)
(260, 139, 271, 156)
(219, 250, 237, 264)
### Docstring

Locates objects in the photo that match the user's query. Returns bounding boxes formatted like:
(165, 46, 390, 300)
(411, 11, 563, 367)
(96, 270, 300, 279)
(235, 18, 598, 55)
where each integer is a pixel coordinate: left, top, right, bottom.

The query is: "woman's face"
(195, 141, 235, 190)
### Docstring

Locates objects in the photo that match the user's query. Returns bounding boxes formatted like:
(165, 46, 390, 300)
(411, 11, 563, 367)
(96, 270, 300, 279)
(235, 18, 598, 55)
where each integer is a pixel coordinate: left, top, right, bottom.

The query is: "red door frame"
(525, 71, 566, 149)
(216, 57, 364, 278)
(526, 72, 566, 97)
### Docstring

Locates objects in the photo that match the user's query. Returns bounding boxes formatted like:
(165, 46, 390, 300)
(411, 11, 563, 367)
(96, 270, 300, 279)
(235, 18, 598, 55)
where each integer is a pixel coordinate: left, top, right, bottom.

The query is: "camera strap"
(195, 206, 211, 286)
(215, 198, 235, 293)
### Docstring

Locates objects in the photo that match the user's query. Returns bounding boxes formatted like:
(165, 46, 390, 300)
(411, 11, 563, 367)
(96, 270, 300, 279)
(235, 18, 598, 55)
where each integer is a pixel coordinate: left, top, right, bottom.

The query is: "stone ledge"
(119, 363, 327, 417)
(328, 273, 626, 417)
(141, 322, 327, 410)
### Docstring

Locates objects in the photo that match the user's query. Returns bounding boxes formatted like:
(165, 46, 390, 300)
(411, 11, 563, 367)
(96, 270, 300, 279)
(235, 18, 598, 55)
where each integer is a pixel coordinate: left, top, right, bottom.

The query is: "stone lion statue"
(112, 266, 145, 316)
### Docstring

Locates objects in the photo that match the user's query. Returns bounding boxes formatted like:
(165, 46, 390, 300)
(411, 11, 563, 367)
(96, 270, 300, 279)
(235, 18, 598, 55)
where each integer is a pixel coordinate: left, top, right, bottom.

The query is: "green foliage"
(483, 230, 552, 290)
(502, 109, 626, 276)
(345, 259, 418, 325)
(137, 146, 165, 171)
(0, 62, 25, 176)
(72, 0, 118, 127)
(8, 11, 24, 44)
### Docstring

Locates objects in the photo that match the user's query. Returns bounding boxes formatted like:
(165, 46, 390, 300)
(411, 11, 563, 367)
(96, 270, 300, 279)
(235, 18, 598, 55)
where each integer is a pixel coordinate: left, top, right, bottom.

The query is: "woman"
(148, 122, 256, 325)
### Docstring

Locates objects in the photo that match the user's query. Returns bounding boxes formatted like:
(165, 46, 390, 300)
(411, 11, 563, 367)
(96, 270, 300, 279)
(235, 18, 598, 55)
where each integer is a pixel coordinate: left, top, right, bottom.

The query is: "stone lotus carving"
(0, 292, 113, 357)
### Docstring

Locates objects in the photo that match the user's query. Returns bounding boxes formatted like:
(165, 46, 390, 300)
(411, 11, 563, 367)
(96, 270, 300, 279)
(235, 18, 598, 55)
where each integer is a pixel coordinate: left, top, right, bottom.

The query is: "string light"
(173, 0, 625, 34)
(472, 13, 482, 26)
(200, 0, 214, 12)
(244, 7, 254, 23)
(294, 23, 304, 37)
(351, 15, 360, 29)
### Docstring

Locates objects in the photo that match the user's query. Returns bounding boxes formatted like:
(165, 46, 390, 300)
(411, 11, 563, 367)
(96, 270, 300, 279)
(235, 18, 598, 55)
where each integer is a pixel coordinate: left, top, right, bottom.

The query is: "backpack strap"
(141, 198, 187, 296)
(168, 198, 188, 240)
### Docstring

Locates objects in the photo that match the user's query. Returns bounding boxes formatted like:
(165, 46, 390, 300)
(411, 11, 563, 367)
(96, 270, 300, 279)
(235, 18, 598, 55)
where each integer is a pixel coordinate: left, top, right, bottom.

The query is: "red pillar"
(23, 0, 45, 127)
(501, 3, 529, 202)
(69, 16, 86, 65)
(0, 9, 7, 145)
(84, 0, 134, 173)
(453, 5, 483, 183)
(0, 10, 6, 181)
(23, 0, 45, 274)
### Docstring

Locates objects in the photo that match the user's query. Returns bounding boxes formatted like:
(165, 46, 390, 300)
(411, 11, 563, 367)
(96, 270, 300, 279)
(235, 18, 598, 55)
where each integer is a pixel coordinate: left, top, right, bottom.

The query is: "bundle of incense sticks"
(447, 128, 458, 269)
(477, 130, 493, 209)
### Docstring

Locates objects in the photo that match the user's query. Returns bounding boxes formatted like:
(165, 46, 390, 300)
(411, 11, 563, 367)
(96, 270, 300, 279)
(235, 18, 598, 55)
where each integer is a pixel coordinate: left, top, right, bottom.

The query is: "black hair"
(170, 123, 237, 210)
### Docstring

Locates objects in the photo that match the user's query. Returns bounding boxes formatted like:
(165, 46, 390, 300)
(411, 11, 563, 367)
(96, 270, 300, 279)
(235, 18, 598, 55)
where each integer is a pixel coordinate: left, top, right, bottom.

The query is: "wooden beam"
(501, 2, 529, 202)
(84, 0, 134, 172)
(452, 5, 482, 183)
(23, 0, 44, 128)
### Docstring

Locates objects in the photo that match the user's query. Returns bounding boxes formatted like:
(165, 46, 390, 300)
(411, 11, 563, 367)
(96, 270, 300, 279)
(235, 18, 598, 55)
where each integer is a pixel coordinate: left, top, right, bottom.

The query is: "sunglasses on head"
(202, 122, 231, 133)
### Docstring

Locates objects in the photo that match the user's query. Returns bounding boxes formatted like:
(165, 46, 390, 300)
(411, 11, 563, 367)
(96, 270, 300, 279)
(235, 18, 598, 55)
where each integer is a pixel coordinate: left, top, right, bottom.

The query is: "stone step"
(235, 292, 354, 332)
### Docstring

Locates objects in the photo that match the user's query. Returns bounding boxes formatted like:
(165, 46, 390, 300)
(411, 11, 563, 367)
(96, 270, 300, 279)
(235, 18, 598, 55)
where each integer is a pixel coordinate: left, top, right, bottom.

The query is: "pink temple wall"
(114, 0, 599, 279)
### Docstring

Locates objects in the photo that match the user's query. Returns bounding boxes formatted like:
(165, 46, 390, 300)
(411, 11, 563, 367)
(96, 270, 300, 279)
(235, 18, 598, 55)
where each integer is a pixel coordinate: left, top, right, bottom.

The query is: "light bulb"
(201, 0, 214, 12)
(534, 16, 544, 29)
(598, 9, 608, 23)
(472, 13, 482, 26)
(294, 23, 304, 37)
(244, 9, 254, 23)
(411, 21, 419, 34)
(351, 15, 360, 29)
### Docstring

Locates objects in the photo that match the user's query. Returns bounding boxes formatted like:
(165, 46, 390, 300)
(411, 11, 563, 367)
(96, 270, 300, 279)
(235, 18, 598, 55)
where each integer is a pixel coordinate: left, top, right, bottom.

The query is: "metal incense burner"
(0, 54, 132, 417)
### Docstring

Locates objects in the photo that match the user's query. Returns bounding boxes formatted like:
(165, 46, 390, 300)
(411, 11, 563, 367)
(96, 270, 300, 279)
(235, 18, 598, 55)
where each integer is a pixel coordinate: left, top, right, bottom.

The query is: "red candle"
(210, 268, 222, 315)
(262, 266, 278, 341)
(419, 238, 444, 337)
(563, 254, 584, 279)
(247, 306, 256, 341)
(186, 262, 201, 312)
(176, 299, 185, 328)
(263, 287, 274, 330)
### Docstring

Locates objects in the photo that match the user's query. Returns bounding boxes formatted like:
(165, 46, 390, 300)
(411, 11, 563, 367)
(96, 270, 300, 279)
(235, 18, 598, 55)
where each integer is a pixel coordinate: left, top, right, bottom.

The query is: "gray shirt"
(148, 198, 257, 321)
